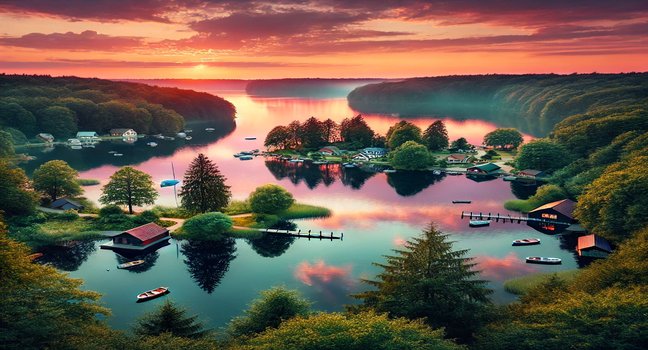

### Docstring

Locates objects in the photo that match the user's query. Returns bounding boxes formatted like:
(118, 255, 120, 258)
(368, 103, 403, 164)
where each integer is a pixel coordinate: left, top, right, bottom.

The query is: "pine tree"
(134, 300, 208, 338)
(422, 120, 449, 150)
(355, 223, 492, 342)
(180, 154, 231, 213)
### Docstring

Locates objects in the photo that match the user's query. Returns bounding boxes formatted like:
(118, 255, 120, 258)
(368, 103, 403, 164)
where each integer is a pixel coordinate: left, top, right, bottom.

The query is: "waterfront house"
(577, 234, 612, 258)
(447, 154, 469, 163)
(110, 128, 138, 138)
(50, 198, 83, 211)
(466, 163, 501, 176)
(76, 131, 99, 142)
(353, 147, 387, 161)
(518, 169, 546, 179)
(528, 199, 577, 224)
(37, 133, 54, 143)
(319, 146, 341, 156)
(102, 222, 170, 251)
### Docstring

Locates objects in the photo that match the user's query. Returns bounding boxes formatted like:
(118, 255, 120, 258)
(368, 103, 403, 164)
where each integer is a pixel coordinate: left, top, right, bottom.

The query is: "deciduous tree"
(180, 154, 231, 213)
(422, 120, 449, 150)
(387, 121, 422, 149)
(483, 128, 523, 150)
(100, 167, 158, 214)
(32, 160, 82, 202)
(450, 137, 471, 151)
(340, 115, 374, 148)
(388, 141, 433, 171)
(515, 139, 570, 172)
(248, 184, 295, 214)
(264, 125, 291, 150)
(0, 159, 37, 216)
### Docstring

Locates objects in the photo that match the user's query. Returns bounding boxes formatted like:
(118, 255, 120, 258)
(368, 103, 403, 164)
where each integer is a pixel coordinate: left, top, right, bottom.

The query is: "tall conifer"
(180, 154, 231, 213)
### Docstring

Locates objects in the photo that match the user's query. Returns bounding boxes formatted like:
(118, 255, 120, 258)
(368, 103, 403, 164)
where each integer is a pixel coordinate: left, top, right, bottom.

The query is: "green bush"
(99, 205, 124, 217)
(182, 212, 232, 240)
(225, 200, 251, 215)
(249, 184, 295, 214)
(55, 210, 80, 222)
(151, 205, 193, 219)
(134, 210, 160, 225)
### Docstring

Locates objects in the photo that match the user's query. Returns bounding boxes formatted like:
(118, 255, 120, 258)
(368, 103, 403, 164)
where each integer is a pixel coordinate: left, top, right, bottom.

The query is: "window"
(541, 213, 558, 220)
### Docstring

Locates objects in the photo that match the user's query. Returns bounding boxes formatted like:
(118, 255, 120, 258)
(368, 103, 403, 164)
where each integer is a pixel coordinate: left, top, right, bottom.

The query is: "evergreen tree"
(180, 154, 231, 213)
(355, 223, 492, 341)
(422, 120, 449, 150)
(133, 300, 209, 339)
(32, 160, 82, 202)
(100, 167, 158, 214)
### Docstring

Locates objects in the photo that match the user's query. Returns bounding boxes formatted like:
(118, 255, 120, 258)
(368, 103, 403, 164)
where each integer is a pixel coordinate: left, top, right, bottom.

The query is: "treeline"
(348, 73, 648, 136)
(247, 78, 384, 98)
(0, 74, 236, 141)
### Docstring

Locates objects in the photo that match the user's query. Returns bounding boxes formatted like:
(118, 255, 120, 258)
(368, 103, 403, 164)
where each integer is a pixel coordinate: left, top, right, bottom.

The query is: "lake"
(24, 84, 580, 331)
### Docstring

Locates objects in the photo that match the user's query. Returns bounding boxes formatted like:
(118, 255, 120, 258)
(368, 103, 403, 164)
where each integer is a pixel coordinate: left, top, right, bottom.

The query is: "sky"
(1, 0, 647, 79)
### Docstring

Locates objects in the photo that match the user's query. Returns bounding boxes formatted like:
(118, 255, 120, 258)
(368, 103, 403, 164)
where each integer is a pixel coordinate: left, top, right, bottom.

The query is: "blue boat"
(160, 179, 180, 187)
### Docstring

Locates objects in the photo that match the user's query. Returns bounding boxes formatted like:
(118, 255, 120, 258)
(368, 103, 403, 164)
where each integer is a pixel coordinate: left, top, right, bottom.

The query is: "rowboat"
(205, 128, 215, 132)
(239, 155, 253, 160)
(469, 220, 490, 227)
(512, 238, 541, 246)
(526, 257, 562, 264)
(136, 287, 169, 302)
(117, 260, 145, 269)
(244, 136, 257, 140)
(452, 200, 471, 204)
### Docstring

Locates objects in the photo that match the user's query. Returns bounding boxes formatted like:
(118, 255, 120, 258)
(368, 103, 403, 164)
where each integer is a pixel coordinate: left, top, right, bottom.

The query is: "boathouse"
(319, 146, 341, 156)
(50, 198, 83, 211)
(103, 223, 170, 250)
(528, 199, 577, 224)
(466, 163, 501, 175)
(447, 154, 469, 164)
(110, 128, 138, 138)
(76, 131, 99, 142)
(518, 169, 546, 179)
(577, 234, 612, 258)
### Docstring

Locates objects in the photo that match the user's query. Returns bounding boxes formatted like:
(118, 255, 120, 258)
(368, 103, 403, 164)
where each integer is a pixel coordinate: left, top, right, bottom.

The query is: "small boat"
(185, 136, 192, 140)
(68, 138, 81, 145)
(452, 200, 472, 204)
(383, 169, 396, 173)
(446, 171, 462, 175)
(153, 134, 164, 139)
(512, 238, 541, 246)
(433, 170, 442, 175)
(161, 179, 180, 187)
(117, 260, 145, 269)
(526, 257, 562, 265)
(343, 162, 356, 168)
(147, 142, 158, 147)
(289, 159, 304, 163)
(70, 146, 83, 150)
(503, 176, 517, 181)
(205, 128, 215, 132)
(252, 149, 260, 153)
(184, 129, 193, 133)
(233, 153, 242, 158)
(240, 151, 254, 155)
(113, 153, 123, 157)
(239, 155, 253, 160)
(244, 136, 257, 140)
(108, 150, 117, 154)
(176, 132, 187, 138)
(469, 220, 490, 227)
(136, 287, 169, 302)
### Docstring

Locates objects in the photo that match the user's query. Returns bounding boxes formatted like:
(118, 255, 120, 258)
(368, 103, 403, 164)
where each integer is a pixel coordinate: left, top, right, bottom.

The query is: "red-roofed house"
(447, 154, 469, 164)
(577, 234, 612, 258)
(102, 223, 170, 251)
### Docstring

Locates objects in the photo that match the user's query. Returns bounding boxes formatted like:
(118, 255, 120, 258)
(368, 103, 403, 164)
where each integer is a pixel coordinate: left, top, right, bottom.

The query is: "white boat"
(513, 238, 541, 246)
(147, 142, 158, 147)
(108, 150, 117, 154)
(117, 260, 145, 269)
(153, 134, 164, 139)
(312, 161, 328, 165)
(184, 129, 193, 133)
(239, 155, 253, 160)
(205, 128, 215, 132)
(526, 256, 562, 265)
(136, 286, 169, 302)
(67, 138, 81, 145)
(185, 136, 192, 140)
(176, 132, 187, 138)
(433, 170, 442, 175)
(244, 136, 257, 140)
(70, 145, 82, 150)
(469, 220, 490, 227)
(289, 159, 304, 163)
(383, 169, 396, 173)
(113, 153, 123, 157)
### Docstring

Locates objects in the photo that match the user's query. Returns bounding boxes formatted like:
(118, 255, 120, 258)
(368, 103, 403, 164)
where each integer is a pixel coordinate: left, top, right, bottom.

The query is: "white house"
(76, 131, 99, 142)
(447, 154, 469, 163)
(110, 128, 138, 138)
(362, 147, 387, 158)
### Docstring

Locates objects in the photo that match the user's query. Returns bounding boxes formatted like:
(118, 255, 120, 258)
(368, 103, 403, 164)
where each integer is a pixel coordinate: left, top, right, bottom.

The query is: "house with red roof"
(101, 222, 170, 251)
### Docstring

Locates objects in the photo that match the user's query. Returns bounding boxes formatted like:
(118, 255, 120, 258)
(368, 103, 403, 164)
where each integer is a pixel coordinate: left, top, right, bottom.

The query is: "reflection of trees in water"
(247, 233, 297, 258)
(340, 167, 377, 190)
(37, 240, 97, 271)
(21, 121, 234, 174)
(386, 171, 444, 196)
(510, 181, 540, 200)
(266, 160, 379, 190)
(181, 238, 237, 294)
(114, 250, 160, 273)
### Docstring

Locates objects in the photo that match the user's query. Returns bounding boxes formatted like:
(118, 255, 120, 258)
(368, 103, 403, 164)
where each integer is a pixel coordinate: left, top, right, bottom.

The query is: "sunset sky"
(1, 0, 647, 79)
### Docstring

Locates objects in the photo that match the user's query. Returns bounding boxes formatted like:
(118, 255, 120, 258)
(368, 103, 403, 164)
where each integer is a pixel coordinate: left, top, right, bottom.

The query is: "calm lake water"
(24, 84, 580, 331)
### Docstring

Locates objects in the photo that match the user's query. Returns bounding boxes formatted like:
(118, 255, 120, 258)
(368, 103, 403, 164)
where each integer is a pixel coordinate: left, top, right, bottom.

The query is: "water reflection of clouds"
(294, 260, 355, 307)
(474, 253, 537, 281)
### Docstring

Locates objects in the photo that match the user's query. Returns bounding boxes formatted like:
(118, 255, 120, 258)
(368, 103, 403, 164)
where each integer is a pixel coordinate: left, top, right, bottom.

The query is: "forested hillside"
(348, 73, 648, 136)
(0, 75, 236, 141)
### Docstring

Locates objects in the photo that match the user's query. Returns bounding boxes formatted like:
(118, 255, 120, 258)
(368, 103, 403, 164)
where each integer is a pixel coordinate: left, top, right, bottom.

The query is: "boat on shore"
(469, 220, 490, 227)
(117, 260, 145, 269)
(136, 287, 169, 302)
(452, 200, 471, 204)
(512, 238, 541, 246)
(526, 256, 562, 264)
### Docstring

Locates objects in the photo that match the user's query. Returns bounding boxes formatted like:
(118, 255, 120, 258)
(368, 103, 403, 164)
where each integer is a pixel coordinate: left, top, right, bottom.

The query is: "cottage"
(466, 163, 501, 176)
(361, 147, 387, 158)
(102, 222, 170, 251)
(447, 154, 469, 164)
(518, 169, 546, 178)
(37, 133, 55, 143)
(577, 234, 612, 258)
(319, 146, 341, 156)
(528, 199, 577, 224)
(110, 128, 138, 138)
(76, 131, 99, 142)
(50, 198, 83, 211)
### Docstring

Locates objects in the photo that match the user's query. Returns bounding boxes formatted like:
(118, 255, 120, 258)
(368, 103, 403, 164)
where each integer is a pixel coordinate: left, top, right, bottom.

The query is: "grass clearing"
(504, 270, 580, 295)
(278, 203, 331, 220)
(504, 199, 538, 213)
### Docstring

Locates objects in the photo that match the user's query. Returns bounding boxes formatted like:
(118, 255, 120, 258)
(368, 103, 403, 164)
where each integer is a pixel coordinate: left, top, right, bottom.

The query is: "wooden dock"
(263, 228, 343, 240)
(460, 211, 571, 226)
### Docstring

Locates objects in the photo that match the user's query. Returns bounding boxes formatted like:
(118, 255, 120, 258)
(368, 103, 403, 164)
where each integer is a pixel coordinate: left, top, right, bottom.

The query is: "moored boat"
(469, 220, 490, 227)
(503, 176, 517, 181)
(147, 142, 158, 147)
(512, 238, 541, 246)
(113, 153, 123, 157)
(244, 136, 257, 140)
(433, 170, 442, 175)
(205, 128, 215, 132)
(117, 260, 145, 269)
(239, 155, 253, 160)
(136, 287, 169, 302)
(452, 200, 471, 204)
(383, 169, 396, 173)
(185, 136, 192, 140)
(525, 256, 561, 264)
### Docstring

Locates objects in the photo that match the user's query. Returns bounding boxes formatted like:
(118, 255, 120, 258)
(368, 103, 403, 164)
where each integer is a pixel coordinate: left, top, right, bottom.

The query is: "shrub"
(134, 210, 160, 225)
(249, 184, 295, 214)
(99, 205, 124, 217)
(182, 212, 232, 240)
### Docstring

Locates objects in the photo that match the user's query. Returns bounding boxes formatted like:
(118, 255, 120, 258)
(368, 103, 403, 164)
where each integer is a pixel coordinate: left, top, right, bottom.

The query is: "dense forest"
(246, 78, 385, 98)
(348, 73, 648, 136)
(0, 74, 236, 142)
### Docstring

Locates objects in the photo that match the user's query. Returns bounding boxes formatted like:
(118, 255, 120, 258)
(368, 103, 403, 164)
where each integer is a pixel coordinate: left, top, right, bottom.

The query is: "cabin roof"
(472, 163, 500, 172)
(578, 234, 612, 252)
(529, 199, 576, 219)
(76, 131, 98, 137)
(448, 154, 468, 160)
(110, 128, 135, 133)
(123, 222, 168, 241)
(50, 198, 82, 209)
(520, 169, 543, 176)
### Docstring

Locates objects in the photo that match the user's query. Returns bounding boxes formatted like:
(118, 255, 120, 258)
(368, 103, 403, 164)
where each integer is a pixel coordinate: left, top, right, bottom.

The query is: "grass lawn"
(504, 269, 580, 295)
(277, 203, 331, 219)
